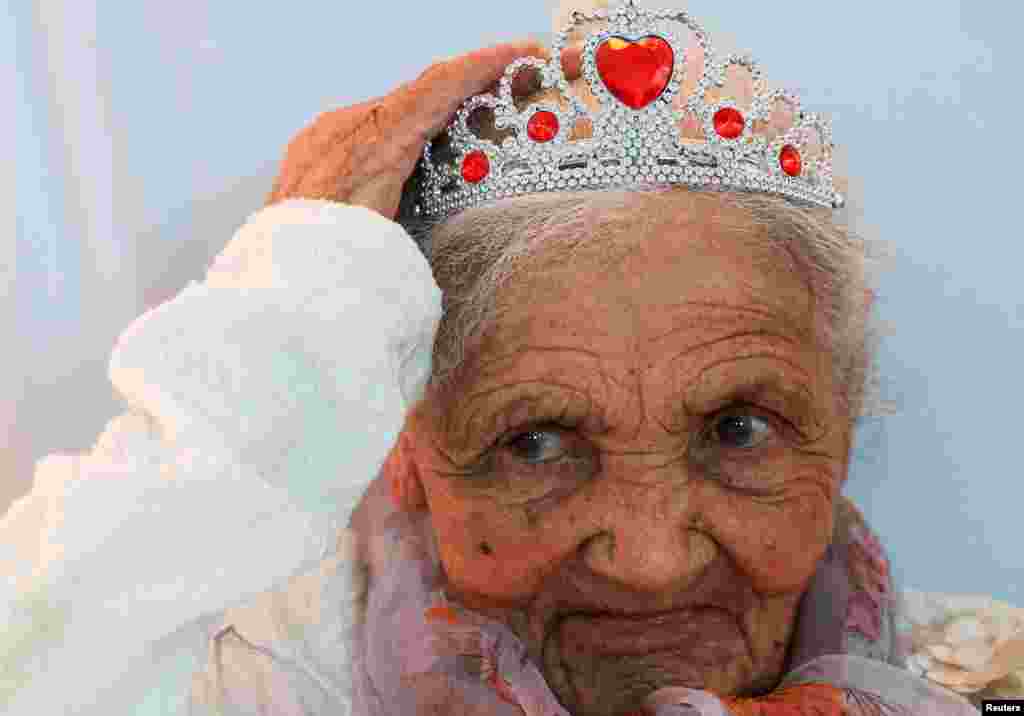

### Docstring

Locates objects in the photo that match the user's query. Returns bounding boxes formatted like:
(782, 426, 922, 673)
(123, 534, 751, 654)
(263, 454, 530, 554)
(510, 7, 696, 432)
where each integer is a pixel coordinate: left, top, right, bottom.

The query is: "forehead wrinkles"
(451, 303, 810, 439)
(642, 300, 807, 349)
(447, 226, 817, 430)
(446, 344, 644, 440)
(493, 240, 812, 352)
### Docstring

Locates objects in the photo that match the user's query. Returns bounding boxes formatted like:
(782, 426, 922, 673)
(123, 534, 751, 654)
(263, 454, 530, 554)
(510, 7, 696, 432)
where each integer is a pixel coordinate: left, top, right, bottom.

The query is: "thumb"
(643, 687, 733, 716)
(633, 706, 700, 716)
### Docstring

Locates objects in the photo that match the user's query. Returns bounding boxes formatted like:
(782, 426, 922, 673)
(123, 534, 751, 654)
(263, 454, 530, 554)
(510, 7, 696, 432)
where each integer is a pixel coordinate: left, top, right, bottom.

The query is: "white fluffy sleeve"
(0, 199, 441, 714)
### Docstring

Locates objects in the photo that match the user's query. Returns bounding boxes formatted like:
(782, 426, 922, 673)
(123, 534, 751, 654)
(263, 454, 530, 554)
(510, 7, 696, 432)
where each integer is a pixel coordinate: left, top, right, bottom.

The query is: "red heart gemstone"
(595, 36, 674, 110)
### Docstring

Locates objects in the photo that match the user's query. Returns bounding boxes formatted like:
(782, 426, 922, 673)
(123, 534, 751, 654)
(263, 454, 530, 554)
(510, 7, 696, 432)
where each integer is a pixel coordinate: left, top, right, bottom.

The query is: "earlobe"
(383, 430, 430, 512)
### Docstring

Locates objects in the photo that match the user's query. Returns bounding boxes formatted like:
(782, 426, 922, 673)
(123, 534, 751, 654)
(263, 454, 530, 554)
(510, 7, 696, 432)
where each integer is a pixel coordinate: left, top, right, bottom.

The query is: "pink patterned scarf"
(347, 477, 977, 715)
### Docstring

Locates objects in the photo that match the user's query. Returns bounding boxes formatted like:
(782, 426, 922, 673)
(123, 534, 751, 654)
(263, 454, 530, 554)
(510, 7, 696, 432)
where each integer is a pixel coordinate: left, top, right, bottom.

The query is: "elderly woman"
(2, 1, 1014, 714)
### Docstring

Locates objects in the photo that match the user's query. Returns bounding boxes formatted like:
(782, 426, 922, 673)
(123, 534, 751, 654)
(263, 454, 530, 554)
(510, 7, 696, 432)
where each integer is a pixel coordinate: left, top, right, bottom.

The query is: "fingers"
(389, 40, 587, 143)
(562, 45, 584, 81)
(504, 44, 584, 96)
(394, 40, 549, 140)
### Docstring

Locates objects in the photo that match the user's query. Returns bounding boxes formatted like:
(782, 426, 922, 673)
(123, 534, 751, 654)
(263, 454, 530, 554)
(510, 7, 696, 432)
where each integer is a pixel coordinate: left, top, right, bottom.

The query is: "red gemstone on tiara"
(779, 144, 802, 177)
(595, 36, 674, 110)
(527, 110, 559, 142)
(461, 150, 490, 183)
(713, 107, 745, 139)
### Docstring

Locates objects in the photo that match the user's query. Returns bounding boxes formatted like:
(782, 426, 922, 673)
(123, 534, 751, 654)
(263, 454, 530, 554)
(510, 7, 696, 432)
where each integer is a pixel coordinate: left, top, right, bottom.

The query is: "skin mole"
(524, 505, 540, 528)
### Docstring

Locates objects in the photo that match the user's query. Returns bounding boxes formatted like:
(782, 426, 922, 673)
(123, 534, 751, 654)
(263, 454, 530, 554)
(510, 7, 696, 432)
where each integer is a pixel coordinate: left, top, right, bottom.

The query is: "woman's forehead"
(429, 219, 830, 441)
(487, 216, 815, 363)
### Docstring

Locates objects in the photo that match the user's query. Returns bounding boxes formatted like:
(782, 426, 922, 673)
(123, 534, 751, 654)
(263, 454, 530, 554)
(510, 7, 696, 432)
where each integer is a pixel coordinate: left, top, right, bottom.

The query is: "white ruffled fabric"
(0, 200, 441, 714)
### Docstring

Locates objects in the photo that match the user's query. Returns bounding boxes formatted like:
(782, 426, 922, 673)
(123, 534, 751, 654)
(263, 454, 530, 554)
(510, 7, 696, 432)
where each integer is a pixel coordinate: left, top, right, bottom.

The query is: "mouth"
(556, 605, 740, 656)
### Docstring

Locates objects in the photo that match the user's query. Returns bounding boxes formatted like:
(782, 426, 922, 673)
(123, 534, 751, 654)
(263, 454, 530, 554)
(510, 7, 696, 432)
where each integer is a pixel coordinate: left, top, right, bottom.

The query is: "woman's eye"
(711, 413, 774, 449)
(506, 429, 566, 464)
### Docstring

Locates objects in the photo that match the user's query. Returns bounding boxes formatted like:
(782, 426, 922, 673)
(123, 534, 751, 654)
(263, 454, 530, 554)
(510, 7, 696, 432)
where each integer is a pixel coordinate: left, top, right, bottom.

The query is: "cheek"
(699, 477, 835, 593)
(424, 483, 570, 603)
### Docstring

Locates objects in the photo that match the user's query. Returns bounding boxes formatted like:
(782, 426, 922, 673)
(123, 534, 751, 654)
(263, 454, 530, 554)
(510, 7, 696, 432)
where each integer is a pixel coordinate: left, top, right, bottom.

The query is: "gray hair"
(398, 178, 892, 422)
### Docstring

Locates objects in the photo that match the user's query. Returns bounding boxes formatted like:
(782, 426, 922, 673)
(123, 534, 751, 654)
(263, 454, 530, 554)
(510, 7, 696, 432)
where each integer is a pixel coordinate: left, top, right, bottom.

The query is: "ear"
(381, 427, 429, 512)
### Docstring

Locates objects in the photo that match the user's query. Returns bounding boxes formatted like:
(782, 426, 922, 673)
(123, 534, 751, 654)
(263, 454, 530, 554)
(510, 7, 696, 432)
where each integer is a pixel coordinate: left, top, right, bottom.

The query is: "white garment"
(0, 200, 441, 714)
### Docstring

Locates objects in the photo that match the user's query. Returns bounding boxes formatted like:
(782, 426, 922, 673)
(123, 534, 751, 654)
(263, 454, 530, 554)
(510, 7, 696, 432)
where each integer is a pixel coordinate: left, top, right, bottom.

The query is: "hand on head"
(267, 41, 583, 218)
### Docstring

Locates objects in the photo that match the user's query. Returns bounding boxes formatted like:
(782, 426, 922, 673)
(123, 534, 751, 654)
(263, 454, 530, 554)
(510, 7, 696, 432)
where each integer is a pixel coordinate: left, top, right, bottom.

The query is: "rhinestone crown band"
(414, 0, 843, 221)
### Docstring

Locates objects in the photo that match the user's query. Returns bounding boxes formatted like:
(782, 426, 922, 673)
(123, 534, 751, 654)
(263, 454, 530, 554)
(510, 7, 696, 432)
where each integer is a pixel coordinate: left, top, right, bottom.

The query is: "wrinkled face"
(408, 207, 852, 716)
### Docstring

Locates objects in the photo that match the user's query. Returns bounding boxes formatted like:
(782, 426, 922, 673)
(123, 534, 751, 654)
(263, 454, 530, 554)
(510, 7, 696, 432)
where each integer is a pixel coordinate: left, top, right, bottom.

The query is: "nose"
(581, 502, 717, 594)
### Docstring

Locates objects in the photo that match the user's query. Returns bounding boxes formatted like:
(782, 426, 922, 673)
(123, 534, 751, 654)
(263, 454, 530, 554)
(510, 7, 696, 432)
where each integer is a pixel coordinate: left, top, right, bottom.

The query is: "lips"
(557, 606, 741, 657)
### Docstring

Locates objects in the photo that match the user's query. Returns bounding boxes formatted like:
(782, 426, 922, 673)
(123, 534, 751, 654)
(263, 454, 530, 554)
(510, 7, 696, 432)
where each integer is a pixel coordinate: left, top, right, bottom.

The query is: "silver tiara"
(413, 0, 843, 221)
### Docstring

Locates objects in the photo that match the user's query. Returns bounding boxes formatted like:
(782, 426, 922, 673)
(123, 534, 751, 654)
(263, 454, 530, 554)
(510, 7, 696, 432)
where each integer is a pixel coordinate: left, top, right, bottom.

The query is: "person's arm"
(0, 199, 440, 714)
(0, 37, 580, 714)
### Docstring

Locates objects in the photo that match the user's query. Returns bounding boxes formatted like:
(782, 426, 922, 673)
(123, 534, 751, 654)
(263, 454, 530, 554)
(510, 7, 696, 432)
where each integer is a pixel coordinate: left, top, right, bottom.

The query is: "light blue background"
(8, 0, 1021, 602)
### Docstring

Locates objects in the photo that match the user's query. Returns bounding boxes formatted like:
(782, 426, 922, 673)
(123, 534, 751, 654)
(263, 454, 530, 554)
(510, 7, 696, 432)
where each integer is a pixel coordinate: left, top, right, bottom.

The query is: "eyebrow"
(674, 353, 823, 434)
(444, 377, 607, 450)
